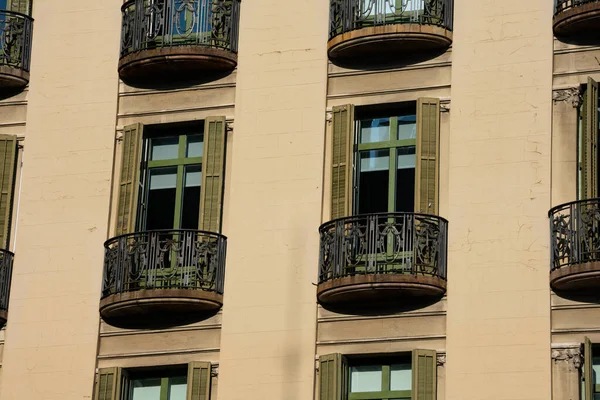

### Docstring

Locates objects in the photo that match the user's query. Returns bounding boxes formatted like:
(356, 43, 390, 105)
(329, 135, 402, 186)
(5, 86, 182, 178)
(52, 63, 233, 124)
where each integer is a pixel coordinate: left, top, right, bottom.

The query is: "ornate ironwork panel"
(549, 199, 600, 271)
(329, 0, 453, 40)
(0, 249, 14, 313)
(318, 212, 448, 283)
(120, 0, 240, 59)
(0, 11, 33, 72)
(555, 0, 600, 15)
(102, 229, 227, 298)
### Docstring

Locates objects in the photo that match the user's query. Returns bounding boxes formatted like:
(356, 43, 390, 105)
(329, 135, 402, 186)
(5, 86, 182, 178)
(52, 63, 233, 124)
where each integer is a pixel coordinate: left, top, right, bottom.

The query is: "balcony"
(0, 249, 13, 328)
(328, 0, 453, 63)
(549, 199, 600, 292)
(554, 0, 600, 38)
(118, 0, 240, 85)
(317, 212, 447, 308)
(100, 229, 226, 328)
(0, 11, 32, 92)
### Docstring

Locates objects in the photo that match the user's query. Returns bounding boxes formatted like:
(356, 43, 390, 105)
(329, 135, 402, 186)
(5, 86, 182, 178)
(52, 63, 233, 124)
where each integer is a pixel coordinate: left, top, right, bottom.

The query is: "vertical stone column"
(551, 344, 582, 400)
(0, 1, 122, 399)
(216, 0, 329, 398)
(445, 0, 554, 398)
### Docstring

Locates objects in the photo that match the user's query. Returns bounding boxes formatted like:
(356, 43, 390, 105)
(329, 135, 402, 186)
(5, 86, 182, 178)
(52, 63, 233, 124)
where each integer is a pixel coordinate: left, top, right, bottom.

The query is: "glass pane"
(151, 136, 179, 161)
(168, 376, 187, 400)
(360, 118, 390, 144)
(181, 165, 202, 230)
(390, 364, 412, 391)
(186, 134, 204, 158)
(146, 167, 177, 230)
(131, 378, 161, 400)
(593, 355, 600, 384)
(350, 365, 382, 393)
(395, 146, 416, 212)
(358, 150, 390, 214)
(397, 114, 416, 140)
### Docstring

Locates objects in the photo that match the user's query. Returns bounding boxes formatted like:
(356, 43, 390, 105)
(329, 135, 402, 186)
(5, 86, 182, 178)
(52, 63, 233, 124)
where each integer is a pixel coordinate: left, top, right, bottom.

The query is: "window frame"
(128, 374, 187, 400)
(347, 360, 412, 400)
(353, 112, 417, 216)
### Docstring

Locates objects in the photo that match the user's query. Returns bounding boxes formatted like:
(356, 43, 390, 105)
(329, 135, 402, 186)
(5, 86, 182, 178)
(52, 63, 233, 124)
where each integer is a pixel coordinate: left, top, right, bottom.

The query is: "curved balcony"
(0, 249, 13, 328)
(328, 0, 453, 63)
(0, 11, 32, 91)
(317, 212, 447, 308)
(554, 0, 600, 38)
(549, 199, 600, 292)
(100, 229, 226, 328)
(118, 0, 240, 85)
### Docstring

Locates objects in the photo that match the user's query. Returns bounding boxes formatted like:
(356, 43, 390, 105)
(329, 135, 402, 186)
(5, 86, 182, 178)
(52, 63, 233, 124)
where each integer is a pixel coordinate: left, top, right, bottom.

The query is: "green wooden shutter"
(8, 0, 31, 14)
(331, 105, 354, 220)
(319, 353, 348, 400)
(186, 361, 212, 400)
(94, 367, 124, 400)
(116, 123, 144, 236)
(412, 349, 436, 400)
(586, 337, 594, 400)
(199, 117, 226, 233)
(415, 98, 440, 214)
(0, 135, 17, 249)
(582, 77, 599, 200)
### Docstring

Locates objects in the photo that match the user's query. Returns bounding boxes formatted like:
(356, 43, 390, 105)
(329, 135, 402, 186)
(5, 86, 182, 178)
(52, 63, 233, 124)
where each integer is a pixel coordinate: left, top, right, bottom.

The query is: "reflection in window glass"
(358, 150, 389, 214)
(147, 167, 177, 230)
(151, 136, 179, 161)
(131, 378, 161, 400)
(395, 146, 416, 212)
(350, 365, 383, 393)
(390, 364, 412, 391)
(360, 118, 390, 144)
(397, 114, 416, 140)
(181, 165, 202, 230)
(186, 134, 204, 158)
(168, 376, 188, 400)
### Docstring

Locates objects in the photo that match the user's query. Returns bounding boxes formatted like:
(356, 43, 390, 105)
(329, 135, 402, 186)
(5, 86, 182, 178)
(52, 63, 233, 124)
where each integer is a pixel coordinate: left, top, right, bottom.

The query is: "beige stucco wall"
(0, 0, 122, 398)
(445, 1, 553, 399)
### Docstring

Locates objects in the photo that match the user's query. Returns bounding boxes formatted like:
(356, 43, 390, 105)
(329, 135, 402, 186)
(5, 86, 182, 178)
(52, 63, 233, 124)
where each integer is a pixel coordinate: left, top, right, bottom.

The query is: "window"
(319, 351, 437, 400)
(578, 76, 600, 200)
(115, 117, 226, 237)
(330, 99, 440, 220)
(94, 362, 212, 400)
(0, 135, 18, 250)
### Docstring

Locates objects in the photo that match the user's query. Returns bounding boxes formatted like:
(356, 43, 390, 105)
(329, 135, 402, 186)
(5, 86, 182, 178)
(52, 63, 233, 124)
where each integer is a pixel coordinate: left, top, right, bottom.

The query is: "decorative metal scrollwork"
(318, 212, 448, 283)
(0, 11, 33, 72)
(329, 0, 453, 40)
(555, 0, 599, 15)
(550, 199, 600, 271)
(0, 249, 14, 313)
(102, 229, 227, 298)
(120, 0, 240, 59)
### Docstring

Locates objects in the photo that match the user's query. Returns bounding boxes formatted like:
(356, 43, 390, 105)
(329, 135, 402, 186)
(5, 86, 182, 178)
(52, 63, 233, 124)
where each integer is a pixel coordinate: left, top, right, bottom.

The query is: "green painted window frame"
(141, 132, 203, 231)
(354, 114, 417, 215)
(347, 362, 411, 400)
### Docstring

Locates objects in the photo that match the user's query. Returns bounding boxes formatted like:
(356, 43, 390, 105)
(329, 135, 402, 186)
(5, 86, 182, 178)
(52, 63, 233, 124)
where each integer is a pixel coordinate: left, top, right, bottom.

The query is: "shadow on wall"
(329, 47, 448, 70)
(553, 290, 600, 304)
(121, 69, 234, 90)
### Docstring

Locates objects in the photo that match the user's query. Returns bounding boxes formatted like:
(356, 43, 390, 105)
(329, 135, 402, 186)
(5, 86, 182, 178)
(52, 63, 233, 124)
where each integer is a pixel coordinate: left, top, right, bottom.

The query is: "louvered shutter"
(186, 361, 212, 400)
(415, 98, 440, 214)
(0, 135, 17, 249)
(9, 0, 31, 14)
(582, 78, 599, 200)
(199, 117, 226, 233)
(319, 353, 348, 400)
(412, 349, 436, 400)
(331, 105, 354, 220)
(116, 123, 144, 236)
(586, 337, 594, 400)
(94, 367, 124, 400)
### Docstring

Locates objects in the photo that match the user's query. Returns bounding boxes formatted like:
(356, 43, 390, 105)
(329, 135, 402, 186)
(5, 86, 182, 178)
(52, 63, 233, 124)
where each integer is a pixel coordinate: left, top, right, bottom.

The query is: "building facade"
(0, 0, 595, 399)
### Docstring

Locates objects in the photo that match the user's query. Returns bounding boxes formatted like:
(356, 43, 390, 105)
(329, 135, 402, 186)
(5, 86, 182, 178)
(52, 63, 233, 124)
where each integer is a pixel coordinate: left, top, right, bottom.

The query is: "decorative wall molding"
(551, 344, 582, 369)
(211, 365, 219, 377)
(440, 102, 450, 113)
(552, 87, 582, 108)
(436, 353, 446, 366)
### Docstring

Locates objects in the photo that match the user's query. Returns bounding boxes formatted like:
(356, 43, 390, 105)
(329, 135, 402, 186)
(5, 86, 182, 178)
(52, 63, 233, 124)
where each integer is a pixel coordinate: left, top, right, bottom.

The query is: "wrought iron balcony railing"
(0, 249, 14, 315)
(555, 0, 600, 15)
(102, 229, 226, 298)
(549, 198, 600, 271)
(120, 0, 240, 60)
(0, 11, 32, 73)
(329, 0, 453, 40)
(318, 212, 448, 284)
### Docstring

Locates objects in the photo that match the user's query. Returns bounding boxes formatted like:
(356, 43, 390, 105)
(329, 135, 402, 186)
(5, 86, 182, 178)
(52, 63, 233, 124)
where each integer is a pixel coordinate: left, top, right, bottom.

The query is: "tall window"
(141, 130, 203, 231)
(129, 370, 187, 400)
(579, 76, 600, 200)
(355, 113, 416, 215)
(349, 360, 412, 400)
